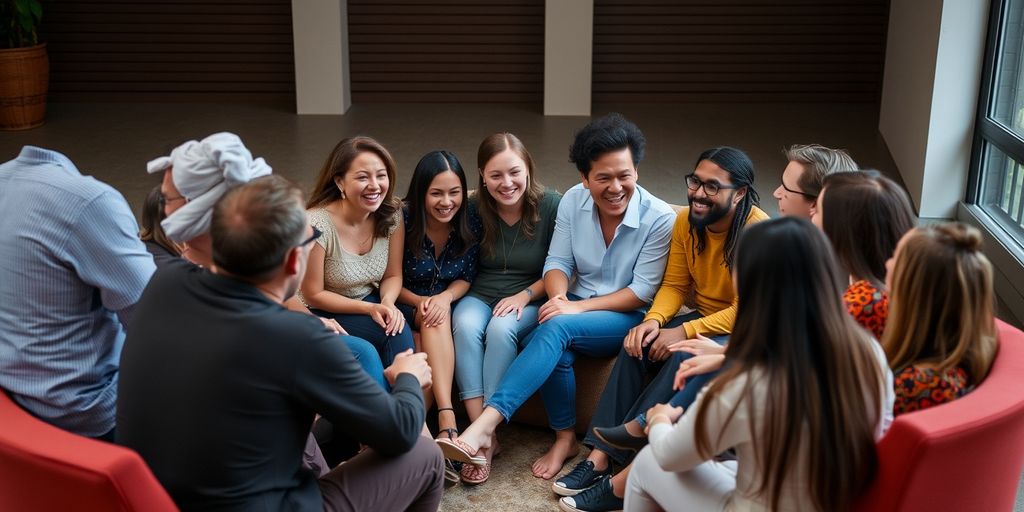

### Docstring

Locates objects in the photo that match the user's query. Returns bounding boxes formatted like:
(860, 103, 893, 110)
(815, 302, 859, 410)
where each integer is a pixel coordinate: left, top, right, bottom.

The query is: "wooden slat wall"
(348, 0, 544, 103)
(40, 0, 295, 102)
(593, 0, 889, 103)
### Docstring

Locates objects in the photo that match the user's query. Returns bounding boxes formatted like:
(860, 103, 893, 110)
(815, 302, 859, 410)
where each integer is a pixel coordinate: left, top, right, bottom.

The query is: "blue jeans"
(452, 295, 541, 401)
(486, 300, 645, 430)
(341, 335, 387, 389)
(311, 293, 415, 367)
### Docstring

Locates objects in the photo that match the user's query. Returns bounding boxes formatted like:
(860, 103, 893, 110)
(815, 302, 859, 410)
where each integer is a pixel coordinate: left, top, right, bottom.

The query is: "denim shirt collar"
(17, 146, 81, 176)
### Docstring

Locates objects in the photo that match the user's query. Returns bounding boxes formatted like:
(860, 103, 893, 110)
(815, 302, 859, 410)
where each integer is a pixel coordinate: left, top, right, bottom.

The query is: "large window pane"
(991, 0, 1024, 138)
(980, 143, 1024, 238)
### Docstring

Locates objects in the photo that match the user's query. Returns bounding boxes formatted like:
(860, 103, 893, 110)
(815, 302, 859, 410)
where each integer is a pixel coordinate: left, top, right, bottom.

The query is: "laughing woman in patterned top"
(397, 150, 482, 455)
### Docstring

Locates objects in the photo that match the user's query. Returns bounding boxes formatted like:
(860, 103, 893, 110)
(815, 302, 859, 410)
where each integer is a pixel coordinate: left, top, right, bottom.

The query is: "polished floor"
(0, 101, 900, 217)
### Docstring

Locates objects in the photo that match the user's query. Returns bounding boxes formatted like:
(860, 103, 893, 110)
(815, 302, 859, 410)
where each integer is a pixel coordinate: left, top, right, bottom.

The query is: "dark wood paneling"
(593, 0, 889, 103)
(348, 0, 543, 103)
(40, 0, 295, 103)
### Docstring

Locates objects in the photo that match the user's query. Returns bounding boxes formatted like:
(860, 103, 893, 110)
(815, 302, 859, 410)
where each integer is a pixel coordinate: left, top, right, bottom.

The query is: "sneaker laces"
(560, 460, 596, 484)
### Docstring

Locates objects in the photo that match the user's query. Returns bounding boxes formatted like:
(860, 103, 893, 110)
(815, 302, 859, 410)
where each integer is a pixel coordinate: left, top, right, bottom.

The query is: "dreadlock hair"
(689, 146, 760, 269)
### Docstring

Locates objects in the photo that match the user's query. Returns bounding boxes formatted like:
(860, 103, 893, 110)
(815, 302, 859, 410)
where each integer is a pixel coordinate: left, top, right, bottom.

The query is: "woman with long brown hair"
(883, 222, 998, 415)
(812, 170, 917, 339)
(298, 136, 414, 368)
(450, 133, 560, 484)
(625, 217, 893, 511)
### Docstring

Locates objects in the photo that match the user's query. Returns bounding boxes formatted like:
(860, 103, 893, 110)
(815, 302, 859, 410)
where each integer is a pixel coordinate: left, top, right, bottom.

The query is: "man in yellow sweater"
(554, 146, 769, 511)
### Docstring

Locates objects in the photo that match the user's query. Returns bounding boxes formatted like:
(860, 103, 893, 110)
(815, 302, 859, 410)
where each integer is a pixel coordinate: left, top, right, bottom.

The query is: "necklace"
(500, 223, 522, 274)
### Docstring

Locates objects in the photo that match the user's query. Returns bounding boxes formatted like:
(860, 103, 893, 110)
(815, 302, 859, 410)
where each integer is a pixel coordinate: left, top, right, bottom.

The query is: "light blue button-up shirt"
(0, 146, 155, 437)
(543, 182, 675, 306)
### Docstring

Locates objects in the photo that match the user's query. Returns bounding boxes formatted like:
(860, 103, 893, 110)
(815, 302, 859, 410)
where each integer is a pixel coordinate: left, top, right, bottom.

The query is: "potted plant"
(1, 0, 47, 130)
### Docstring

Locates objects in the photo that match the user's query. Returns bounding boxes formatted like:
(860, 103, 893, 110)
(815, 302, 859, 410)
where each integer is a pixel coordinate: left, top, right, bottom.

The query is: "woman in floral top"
(811, 170, 916, 339)
(397, 150, 481, 456)
(883, 223, 999, 415)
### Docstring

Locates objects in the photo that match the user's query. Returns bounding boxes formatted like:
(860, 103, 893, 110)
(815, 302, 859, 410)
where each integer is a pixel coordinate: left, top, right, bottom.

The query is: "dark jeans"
(311, 293, 415, 368)
(582, 314, 727, 466)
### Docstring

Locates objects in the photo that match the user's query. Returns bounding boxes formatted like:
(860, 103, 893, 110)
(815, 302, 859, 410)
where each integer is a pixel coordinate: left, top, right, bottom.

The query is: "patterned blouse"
(844, 279, 889, 340)
(401, 205, 482, 297)
(301, 207, 400, 301)
(893, 364, 973, 415)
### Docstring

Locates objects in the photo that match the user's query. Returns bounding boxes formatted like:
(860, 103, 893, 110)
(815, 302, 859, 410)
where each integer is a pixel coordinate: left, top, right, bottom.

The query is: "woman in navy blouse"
(398, 150, 482, 455)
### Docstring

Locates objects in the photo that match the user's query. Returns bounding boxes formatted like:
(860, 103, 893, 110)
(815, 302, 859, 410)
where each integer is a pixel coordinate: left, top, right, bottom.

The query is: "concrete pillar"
(291, 0, 350, 115)
(544, 0, 593, 116)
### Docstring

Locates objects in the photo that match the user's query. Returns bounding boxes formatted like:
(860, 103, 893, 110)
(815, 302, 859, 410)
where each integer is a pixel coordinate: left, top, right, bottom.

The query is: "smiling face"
(424, 170, 463, 226)
(774, 160, 815, 218)
(481, 149, 528, 209)
(335, 151, 389, 213)
(582, 148, 637, 220)
(688, 159, 742, 230)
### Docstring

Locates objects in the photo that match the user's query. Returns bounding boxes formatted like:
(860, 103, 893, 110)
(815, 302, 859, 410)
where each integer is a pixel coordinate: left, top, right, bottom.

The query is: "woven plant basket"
(0, 43, 48, 130)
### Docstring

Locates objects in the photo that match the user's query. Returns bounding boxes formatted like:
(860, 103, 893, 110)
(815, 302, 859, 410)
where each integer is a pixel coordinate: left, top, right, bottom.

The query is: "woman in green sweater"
(452, 133, 561, 484)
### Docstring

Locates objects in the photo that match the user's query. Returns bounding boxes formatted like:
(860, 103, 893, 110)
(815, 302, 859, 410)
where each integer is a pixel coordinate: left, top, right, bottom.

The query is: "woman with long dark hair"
(396, 150, 481, 455)
(812, 170, 916, 339)
(625, 217, 893, 511)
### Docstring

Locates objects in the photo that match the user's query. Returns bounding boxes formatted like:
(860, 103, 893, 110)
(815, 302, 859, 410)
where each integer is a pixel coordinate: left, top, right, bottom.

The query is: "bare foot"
(531, 430, 579, 479)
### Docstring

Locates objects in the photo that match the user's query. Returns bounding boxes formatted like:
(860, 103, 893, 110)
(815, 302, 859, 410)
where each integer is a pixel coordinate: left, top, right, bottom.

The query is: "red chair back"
(855, 319, 1024, 511)
(0, 389, 177, 511)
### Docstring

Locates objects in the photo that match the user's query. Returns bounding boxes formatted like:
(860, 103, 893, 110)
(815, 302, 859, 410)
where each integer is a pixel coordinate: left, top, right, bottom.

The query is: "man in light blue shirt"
(0, 146, 156, 439)
(437, 113, 675, 481)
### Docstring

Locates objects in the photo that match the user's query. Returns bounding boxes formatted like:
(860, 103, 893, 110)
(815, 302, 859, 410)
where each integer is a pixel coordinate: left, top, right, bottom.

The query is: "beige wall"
(292, 0, 350, 114)
(543, 0, 593, 116)
(879, 0, 989, 219)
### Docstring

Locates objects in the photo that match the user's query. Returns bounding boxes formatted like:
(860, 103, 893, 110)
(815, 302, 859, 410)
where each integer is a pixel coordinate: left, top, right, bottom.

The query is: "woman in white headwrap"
(147, 132, 271, 268)
(298, 136, 415, 369)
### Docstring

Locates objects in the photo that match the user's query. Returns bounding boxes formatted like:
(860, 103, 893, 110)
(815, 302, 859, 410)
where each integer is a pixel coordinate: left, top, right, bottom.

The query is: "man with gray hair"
(117, 175, 444, 511)
(773, 143, 858, 218)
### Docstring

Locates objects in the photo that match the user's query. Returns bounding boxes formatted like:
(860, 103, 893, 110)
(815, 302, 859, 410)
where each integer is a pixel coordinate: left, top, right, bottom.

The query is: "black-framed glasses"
(779, 180, 817, 200)
(298, 226, 322, 248)
(685, 174, 739, 197)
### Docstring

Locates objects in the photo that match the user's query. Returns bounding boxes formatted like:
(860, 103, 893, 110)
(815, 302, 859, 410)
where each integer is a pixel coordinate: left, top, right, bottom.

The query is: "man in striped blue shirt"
(0, 146, 155, 440)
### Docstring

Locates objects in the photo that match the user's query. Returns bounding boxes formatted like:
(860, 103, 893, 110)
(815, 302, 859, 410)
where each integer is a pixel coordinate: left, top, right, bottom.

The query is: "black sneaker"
(592, 424, 647, 452)
(558, 476, 623, 512)
(552, 460, 612, 497)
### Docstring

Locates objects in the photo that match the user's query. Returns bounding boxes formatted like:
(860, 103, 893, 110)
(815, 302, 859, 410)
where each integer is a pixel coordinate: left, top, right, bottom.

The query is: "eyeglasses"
(779, 180, 817, 200)
(685, 174, 739, 197)
(297, 226, 322, 248)
(158, 193, 186, 208)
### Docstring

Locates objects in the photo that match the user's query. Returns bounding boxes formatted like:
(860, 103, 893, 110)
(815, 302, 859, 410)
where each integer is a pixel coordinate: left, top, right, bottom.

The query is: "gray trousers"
(305, 434, 445, 512)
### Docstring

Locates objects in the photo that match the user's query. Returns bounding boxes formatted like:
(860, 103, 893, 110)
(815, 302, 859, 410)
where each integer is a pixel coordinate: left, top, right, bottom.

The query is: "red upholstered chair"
(0, 389, 177, 511)
(855, 319, 1024, 512)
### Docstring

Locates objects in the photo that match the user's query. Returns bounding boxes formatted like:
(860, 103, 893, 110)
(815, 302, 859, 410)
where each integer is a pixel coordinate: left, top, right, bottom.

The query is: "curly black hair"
(568, 113, 646, 176)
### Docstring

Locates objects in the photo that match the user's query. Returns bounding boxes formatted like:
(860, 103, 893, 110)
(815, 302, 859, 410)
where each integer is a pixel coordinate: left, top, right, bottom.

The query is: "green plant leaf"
(14, 0, 29, 16)
(30, 0, 42, 21)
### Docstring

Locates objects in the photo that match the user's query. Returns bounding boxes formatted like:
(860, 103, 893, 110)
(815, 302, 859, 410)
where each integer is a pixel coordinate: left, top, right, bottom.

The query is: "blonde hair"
(785, 144, 858, 198)
(883, 223, 998, 382)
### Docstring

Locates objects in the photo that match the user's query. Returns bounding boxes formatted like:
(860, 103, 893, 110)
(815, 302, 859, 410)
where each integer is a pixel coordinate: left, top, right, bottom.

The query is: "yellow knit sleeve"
(644, 212, 692, 325)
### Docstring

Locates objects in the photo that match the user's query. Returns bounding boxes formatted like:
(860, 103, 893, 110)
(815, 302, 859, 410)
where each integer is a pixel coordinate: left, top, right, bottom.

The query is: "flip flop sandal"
(436, 437, 487, 465)
(460, 460, 491, 485)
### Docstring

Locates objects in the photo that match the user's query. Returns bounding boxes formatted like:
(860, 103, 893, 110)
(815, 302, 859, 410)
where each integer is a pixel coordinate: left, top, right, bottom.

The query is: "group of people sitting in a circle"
(0, 112, 998, 512)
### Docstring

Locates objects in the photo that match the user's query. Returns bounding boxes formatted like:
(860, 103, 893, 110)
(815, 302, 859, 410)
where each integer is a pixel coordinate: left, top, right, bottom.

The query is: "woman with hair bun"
(883, 222, 999, 414)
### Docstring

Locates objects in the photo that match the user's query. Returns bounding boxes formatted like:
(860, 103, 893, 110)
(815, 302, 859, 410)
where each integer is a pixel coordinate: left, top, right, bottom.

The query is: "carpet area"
(440, 423, 593, 512)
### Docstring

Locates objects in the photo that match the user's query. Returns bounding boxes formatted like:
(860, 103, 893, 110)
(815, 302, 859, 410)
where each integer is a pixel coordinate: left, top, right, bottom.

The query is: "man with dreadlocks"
(553, 147, 768, 512)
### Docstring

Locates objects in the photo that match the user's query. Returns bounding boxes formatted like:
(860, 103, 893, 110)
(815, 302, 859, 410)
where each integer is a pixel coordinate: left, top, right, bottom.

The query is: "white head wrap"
(146, 132, 272, 242)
